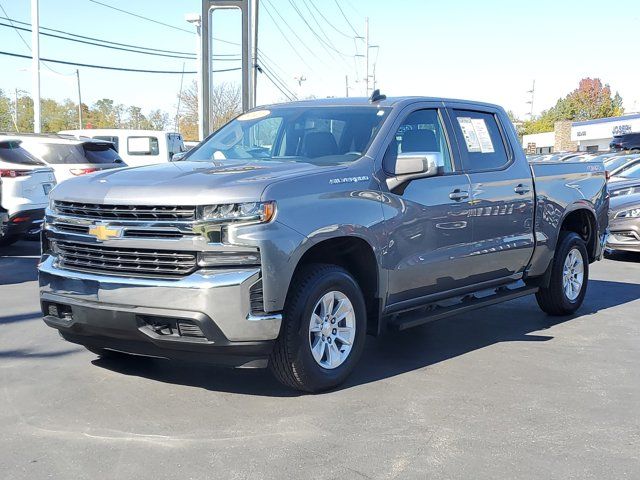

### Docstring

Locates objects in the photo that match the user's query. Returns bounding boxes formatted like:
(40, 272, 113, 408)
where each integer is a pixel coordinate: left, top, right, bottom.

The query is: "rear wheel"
(269, 264, 367, 392)
(536, 232, 589, 315)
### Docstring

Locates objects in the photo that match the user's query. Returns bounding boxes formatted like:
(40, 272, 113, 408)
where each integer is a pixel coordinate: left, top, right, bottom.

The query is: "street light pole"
(76, 69, 83, 129)
(31, 0, 41, 133)
(185, 13, 203, 141)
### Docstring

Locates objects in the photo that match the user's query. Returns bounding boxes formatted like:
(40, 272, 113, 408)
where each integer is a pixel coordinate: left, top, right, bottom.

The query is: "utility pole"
(345, 75, 349, 97)
(185, 13, 203, 141)
(364, 17, 369, 97)
(527, 80, 535, 118)
(31, 0, 41, 133)
(75, 70, 83, 129)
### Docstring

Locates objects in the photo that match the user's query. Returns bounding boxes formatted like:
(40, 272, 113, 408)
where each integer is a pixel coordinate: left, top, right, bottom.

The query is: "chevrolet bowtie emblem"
(88, 224, 121, 241)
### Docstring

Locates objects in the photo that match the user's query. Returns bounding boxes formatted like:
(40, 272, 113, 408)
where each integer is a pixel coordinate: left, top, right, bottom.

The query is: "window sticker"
(457, 117, 481, 152)
(470, 118, 495, 153)
(457, 117, 495, 153)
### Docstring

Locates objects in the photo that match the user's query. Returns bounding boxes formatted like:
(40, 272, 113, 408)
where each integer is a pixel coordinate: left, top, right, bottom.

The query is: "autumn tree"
(523, 78, 624, 135)
(177, 80, 241, 141)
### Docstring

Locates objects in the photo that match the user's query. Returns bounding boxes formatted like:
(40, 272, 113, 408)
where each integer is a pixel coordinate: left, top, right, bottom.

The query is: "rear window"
(83, 143, 124, 164)
(26, 142, 121, 165)
(93, 136, 119, 151)
(0, 141, 45, 166)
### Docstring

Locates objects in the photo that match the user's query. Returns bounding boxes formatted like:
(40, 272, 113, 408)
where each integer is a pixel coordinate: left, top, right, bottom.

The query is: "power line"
(257, 62, 295, 102)
(287, 0, 352, 58)
(261, 0, 316, 71)
(86, 0, 240, 46)
(87, 0, 194, 34)
(0, 2, 67, 75)
(0, 50, 243, 74)
(0, 22, 241, 61)
(0, 16, 239, 59)
(334, 0, 361, 38)
(306, 0, 355, 39)
(257, 54, 297, 100)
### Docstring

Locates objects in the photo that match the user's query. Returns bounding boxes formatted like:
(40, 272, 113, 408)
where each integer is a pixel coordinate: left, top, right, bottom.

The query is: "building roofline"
(572, 113, 640, 127)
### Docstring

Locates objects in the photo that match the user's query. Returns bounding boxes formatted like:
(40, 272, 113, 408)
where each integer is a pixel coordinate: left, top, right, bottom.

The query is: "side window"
(384, 109, 453, 174)
(450, 109, 509, 171)
(127, 136, 159, 156)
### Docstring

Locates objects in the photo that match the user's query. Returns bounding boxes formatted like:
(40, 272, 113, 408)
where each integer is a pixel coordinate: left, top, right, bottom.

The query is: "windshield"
(188, 106, 390, 165)
(619, 162, 640, 179)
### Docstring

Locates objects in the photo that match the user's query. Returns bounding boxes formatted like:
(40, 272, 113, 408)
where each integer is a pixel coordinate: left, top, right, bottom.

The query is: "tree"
(523, 78, 624, 135)
(147, 109, 169, 130)
(177, 80, 241, 141)
(0, 89, 15, 132)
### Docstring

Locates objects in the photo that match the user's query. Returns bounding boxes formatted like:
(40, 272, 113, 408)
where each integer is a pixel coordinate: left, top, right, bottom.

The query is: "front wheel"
(536, 232, 589, 316)
(269, 264, 367, 392)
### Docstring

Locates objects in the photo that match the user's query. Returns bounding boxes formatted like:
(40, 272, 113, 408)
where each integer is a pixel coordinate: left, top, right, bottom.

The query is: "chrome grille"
(53, 240, 198, 278)
(54, 201, 196, 221)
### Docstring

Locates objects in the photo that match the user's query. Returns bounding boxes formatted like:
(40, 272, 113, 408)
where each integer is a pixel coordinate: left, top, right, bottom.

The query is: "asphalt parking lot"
(1, 240, 639, 479)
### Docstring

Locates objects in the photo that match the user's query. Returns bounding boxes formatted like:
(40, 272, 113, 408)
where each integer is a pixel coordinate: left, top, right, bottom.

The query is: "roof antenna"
(369, 89, 386, 103)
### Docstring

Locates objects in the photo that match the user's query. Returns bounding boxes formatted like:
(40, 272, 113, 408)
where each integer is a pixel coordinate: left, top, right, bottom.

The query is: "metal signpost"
(200, 0, 258, 138)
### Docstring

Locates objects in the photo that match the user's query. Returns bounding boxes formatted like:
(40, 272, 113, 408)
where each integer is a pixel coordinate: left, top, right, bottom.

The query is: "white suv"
(0, 139, 56, 246)
(13, 135, 125, 184)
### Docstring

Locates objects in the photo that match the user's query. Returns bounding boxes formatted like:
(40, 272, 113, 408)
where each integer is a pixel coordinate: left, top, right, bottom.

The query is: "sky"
(1, 0, 639, 123)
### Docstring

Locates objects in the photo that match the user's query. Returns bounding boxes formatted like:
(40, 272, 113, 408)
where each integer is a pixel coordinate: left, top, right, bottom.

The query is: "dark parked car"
(606, 193, 640, 253)
(610, 132, 640, 152)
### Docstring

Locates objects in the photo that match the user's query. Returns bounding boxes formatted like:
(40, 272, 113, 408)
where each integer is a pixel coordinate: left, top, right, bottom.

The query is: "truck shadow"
(0, 240, 40, 286)
(91, 278, 640, 397)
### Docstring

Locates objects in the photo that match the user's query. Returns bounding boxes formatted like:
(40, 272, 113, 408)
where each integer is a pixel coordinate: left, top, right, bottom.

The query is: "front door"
(447, 107, 535, 283)
(380, 107, 476, 306)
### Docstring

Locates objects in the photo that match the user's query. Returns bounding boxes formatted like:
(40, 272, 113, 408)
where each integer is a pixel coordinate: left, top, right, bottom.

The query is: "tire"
(536, 232, 589, 316)
(269, 264, 367, 392)
(0, 234, 19, 247)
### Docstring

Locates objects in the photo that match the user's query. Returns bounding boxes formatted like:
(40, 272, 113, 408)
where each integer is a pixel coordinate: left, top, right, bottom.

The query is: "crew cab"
(39, 96, 608, 392)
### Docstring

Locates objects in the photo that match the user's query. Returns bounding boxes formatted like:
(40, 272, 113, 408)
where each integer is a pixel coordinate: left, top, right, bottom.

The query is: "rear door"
(447, 106, 535, 283)
(381, 104, 476, 306)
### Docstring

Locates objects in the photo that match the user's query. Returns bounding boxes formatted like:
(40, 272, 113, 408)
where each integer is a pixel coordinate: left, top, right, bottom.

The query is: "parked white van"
(59, 129, 186, 167)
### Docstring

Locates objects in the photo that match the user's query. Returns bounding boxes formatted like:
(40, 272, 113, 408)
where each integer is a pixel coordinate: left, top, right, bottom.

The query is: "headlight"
(197, 251, 260, 267)
(616, 208, 640, 218)
(197, 202, 276, 225)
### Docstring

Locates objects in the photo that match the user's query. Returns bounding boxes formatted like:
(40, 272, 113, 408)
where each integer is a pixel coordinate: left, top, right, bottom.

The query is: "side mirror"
(387, 152, 441, 190)
(171, 151, 187, 162)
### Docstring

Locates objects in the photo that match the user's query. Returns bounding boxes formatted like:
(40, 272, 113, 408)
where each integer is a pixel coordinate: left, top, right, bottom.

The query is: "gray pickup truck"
(39, 95, 608, 392)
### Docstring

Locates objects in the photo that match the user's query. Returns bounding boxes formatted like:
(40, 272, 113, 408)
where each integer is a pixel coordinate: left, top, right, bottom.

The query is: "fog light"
(197, 251, 260, 267)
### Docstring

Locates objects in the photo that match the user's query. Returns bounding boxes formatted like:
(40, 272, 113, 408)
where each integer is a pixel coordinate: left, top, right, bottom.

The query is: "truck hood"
(51, 160, 343, 205)
(609, 192, 640, 214)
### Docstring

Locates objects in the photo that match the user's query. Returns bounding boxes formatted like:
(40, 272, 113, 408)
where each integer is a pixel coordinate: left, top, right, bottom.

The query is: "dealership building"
(522, 113, 640, 154)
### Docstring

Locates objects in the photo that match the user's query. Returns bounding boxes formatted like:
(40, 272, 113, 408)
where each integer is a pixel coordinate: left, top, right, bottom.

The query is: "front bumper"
(39, 256, 282, 367)
(606, 223, 640, 253)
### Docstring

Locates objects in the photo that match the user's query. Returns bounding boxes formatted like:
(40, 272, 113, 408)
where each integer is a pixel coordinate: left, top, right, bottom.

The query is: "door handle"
(514, 184, 531, 195)
(449, 189, 469, 201)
